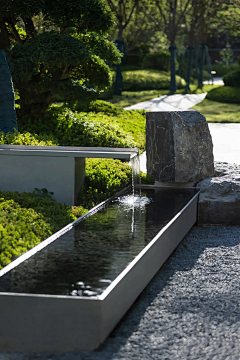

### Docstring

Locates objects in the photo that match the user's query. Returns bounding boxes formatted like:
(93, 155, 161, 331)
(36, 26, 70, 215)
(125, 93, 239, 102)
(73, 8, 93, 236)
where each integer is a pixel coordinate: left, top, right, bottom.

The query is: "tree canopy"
(0, 0, 121, 121)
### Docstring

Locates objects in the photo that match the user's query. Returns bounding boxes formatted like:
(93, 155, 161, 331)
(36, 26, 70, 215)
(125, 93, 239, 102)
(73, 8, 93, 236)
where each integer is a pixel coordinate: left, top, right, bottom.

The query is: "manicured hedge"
(85, 110, 146, 151)
(81, 158, 154, 208)
(19, 107, 137, 149)
(223, 69, 240, 87)
(73, 99, 123, 115)
(81, 158, 132, 207)
(0, 190, 87, 269)
(122, 70, 186, 91)
(211, 63, 239, 77)
(0, 131, 58, 146)
(206, 86, 240, 104)
(142, 51, 170, 72)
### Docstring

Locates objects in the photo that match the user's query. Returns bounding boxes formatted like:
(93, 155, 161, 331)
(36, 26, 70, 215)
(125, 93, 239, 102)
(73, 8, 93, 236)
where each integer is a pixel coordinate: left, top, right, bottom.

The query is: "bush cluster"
(85, 110, 146, 151)
(122, 70, 186, 91)
(211, 63, 239, 77)
(223, 69, 240, 87)
(73, 99, 123, 115)
(0, 131, 58, 146)
(142, 51, 170, 72)
(0, 191, 87, 269)
(19, 107, 136, 149)
(206, 86, 240, 104)
(81, 158, 154, 208)
(81, 158, 132, 208)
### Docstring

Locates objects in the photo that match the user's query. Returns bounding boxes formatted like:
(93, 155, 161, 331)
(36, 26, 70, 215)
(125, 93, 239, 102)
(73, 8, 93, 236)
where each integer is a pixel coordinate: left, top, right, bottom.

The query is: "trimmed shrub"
(223, 69, 240, 87)
(142, 51, 170, 72)
(86, 110, 146, 151)
(122, 70, 186, 91)
(81, 158, 154, 208)
(19, 108, 136, 149)
(73, 99, 123, 115)
(0, 190, 87, 269)
(211, 63, 239, 77)
(206, 86, 240, 104)
(0, 131, 58, 146)
(81, 158, 132, 207)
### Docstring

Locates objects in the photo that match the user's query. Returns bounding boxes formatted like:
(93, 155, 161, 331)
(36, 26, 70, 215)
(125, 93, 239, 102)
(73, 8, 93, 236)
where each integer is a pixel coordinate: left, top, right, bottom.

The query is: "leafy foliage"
(211, 63, 239, 77)
(82, 110, 146, 151)
(206, 86, 240, 104)
(122, 70, 186, 91)
(0, 189, 87, 269)
(73, 99, 123, 115)
(1, 0, 121, 121)
(142, 51, 170, 72)
(223, 69, 240, 88)
(19, 107, 136, 148)
(0, 131, 58, 146)
(0, 192, 87, 270)
(81, 158, 131, 208)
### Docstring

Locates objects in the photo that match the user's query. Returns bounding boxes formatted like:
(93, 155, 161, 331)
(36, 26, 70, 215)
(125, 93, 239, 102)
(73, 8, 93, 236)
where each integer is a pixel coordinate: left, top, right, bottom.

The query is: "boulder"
(146, 110, 214, 184)
(197, 162, 240, 225)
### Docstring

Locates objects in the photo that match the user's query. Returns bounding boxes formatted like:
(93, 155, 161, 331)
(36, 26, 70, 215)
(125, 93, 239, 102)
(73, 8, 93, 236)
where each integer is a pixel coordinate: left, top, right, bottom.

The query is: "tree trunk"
(185, 46, 194, 93)
(17, 81, 54, 124)
(198, 44, 205, 89)
(0, 50, 18, 133)
(169, 45, 177, 93)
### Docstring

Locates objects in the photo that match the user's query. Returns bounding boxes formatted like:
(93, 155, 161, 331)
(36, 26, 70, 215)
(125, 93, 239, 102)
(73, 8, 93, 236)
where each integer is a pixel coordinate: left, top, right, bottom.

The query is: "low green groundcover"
(0, 190, 87, 269)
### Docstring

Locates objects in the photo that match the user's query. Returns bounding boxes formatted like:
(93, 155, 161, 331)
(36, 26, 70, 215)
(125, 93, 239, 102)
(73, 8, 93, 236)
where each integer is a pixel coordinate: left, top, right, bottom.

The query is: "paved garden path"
(124, 92, 207, 111)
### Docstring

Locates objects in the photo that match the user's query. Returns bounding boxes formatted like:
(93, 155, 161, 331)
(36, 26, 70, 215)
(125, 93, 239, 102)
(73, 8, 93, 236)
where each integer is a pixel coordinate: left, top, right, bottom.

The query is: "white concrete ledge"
(0, 145, 139, 204)
(0, 145, 139, 159)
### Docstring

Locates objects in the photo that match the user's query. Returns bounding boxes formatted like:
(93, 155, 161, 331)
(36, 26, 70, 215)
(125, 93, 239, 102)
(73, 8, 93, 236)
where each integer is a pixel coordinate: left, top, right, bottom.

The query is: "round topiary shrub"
(223, 69, 240, 87)
(122, 70, 186, 91)
(142, 51, 170, 72)
(206, 86, 240, 104)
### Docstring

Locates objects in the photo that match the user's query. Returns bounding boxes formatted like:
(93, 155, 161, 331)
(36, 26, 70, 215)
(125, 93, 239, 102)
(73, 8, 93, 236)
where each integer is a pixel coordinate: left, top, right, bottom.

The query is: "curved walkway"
(124, 93, 207, 111)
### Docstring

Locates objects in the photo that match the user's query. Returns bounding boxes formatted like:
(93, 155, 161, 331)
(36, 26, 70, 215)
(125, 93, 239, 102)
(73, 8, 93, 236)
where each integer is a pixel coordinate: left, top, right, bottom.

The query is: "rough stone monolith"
(197, 162, 240, 225)
(146, 110, 214, 184)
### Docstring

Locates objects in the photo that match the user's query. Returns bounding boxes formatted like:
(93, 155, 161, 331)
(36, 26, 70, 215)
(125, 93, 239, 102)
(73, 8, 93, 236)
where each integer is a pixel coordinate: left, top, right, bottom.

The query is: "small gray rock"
(197, 162, 240, 225)
(146, 110, 214, 184)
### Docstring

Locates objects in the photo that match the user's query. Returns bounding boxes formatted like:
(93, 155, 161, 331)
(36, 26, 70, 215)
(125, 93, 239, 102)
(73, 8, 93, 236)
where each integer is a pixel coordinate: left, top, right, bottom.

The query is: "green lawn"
(109, 84, 221, 108)
(191, 99, 240, 123)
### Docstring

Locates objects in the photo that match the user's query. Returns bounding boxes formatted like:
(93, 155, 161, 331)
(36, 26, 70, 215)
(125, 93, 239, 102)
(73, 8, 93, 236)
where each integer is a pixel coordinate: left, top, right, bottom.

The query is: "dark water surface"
(0, 188, 198, 297)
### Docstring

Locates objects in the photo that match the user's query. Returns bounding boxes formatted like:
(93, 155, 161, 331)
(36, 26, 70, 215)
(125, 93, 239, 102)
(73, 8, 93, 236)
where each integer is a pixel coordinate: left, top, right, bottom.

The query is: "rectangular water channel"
(0, 186, 199, 352)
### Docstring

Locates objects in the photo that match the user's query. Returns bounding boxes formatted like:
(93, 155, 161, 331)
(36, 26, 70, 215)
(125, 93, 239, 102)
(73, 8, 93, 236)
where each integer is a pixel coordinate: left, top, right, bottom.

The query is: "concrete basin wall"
(0, 188, 199, 353)
(0, 145, 138, 205)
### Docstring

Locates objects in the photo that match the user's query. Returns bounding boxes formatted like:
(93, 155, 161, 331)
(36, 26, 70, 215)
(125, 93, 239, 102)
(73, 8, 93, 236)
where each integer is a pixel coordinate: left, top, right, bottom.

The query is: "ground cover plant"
(191, 99, 240, 123)
(122, 70, 186, 91)
(0, 190, 87, 269)
(19, 107, 137, 149)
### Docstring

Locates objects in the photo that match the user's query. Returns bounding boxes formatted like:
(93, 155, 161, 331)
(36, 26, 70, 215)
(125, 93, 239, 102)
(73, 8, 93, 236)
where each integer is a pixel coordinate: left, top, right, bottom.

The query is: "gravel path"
(1, 226, 240, 360)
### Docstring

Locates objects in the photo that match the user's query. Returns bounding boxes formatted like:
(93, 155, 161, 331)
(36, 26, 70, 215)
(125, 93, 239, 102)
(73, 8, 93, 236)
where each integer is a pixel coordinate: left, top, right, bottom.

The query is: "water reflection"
(0, 188, 197, 297)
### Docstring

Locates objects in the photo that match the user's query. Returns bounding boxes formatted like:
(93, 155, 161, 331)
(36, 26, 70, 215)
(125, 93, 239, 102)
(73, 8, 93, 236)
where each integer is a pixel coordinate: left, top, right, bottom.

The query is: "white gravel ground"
(1, 225, 239, 360)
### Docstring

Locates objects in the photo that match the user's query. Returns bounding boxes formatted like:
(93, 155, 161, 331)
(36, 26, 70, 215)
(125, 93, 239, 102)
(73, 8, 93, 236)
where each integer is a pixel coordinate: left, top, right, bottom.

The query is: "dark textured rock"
(197, 162, 240, 225)
(146, 110, 214, 184)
